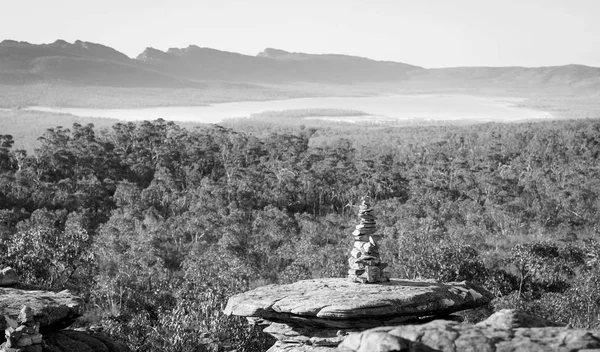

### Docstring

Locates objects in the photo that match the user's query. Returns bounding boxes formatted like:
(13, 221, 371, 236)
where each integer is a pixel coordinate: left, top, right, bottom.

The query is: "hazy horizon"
(2, 0, 599, 69)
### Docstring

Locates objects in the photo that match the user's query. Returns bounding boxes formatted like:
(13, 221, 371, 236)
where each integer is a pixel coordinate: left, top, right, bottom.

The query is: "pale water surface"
(25, 95, 553, 124)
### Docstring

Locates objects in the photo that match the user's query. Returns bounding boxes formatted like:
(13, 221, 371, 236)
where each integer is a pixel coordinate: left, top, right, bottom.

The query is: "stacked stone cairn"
(2, 306, 42, 352)
(348, 198, 389, 283)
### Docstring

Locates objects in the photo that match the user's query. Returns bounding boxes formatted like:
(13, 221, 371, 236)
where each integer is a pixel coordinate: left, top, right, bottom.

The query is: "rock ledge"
(0, 288, 82, 333)
(225, 278, 493, 327)
(225, 278, 494, 351)
(1, 285, 129, 352)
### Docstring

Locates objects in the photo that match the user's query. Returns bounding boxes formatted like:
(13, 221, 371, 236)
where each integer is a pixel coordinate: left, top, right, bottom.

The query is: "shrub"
(415, 244, 488, 283)
(3, 210, 94, 289)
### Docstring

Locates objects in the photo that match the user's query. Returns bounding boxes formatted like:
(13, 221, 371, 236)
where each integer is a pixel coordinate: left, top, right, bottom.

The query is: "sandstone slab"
(0, 288, 83, 333)
(339, 309, 600, 352)
(224, 278, 493, 328)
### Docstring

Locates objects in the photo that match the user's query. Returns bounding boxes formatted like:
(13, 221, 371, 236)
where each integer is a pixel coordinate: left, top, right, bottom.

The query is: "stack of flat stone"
(348, 198, 389, 283)
(2, 306, 43, 352)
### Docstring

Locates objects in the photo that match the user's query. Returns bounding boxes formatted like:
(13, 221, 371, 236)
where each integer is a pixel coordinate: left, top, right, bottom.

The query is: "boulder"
(0, 269, 19, 287)
(339, 309, 600, 352)
(0, 288, 83, 333)
(224, 278, 493, 328)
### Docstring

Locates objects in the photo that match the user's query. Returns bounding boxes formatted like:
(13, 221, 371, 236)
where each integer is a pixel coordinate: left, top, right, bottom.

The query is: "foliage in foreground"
(1, 118, 600, 350)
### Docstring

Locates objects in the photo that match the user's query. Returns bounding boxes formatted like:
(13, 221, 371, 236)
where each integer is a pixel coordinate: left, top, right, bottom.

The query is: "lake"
(25, 94, 553, 124)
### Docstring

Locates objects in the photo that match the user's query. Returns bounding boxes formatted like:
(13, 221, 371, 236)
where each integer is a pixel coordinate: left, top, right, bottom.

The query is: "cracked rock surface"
(339, 309, 600, 352)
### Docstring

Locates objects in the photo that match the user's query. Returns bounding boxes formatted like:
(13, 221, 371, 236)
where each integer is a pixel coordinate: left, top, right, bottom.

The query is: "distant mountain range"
(1, 39, 600, 92)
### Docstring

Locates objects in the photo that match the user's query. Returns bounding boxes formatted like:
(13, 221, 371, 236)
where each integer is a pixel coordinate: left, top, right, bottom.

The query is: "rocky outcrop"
(225, 278, 493, 351)
(0, 270, 129, 352)
(3, 329, 129, 352)
(226, 278, 600, 351)
(0, 288, 82, 333)
(339, 309, 600, 352)
(225, 278, 493, 325)
(3, 305, 43, 352)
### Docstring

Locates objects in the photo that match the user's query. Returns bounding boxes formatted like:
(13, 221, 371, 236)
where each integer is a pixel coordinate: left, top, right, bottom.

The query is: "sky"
(2, 0, 599, 68)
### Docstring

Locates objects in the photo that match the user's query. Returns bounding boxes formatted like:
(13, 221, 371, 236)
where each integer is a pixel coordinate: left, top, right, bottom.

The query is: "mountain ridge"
(1, 39, 599, 92)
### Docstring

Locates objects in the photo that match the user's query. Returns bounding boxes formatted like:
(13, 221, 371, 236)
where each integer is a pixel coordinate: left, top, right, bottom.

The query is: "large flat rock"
(0, 287, 83, 332)
(224, 278, 492, 327)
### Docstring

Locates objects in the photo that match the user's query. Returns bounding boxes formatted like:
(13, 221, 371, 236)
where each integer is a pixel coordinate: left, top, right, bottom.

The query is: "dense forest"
(1, 117, 600, 351)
